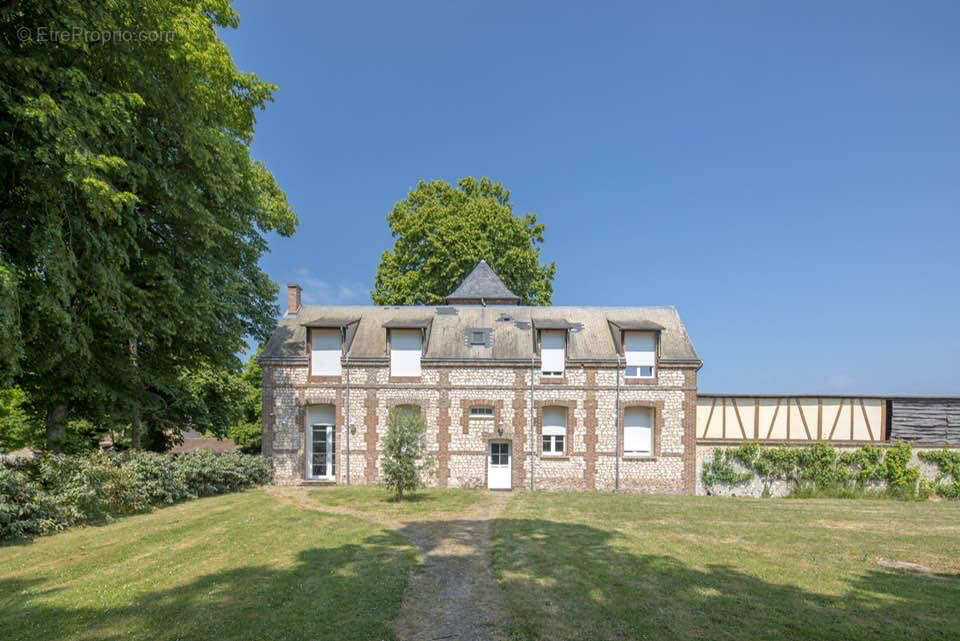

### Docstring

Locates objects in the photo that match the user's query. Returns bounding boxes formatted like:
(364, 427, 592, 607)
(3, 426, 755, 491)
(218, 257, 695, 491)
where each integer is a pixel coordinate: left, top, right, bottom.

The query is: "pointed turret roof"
(444, 260, 520, 304)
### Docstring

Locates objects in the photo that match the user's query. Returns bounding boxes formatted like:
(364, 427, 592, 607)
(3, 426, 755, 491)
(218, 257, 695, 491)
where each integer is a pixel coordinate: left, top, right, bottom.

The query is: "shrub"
(0, 451, 273, 541)
(381, 407, 434, 500)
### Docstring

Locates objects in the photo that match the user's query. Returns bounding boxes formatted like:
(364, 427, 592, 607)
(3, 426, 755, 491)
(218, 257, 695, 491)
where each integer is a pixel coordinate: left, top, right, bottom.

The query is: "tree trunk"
(128, 337, 141, 449)
(45, 403, 67, 451)
(130, 403, 142, 450)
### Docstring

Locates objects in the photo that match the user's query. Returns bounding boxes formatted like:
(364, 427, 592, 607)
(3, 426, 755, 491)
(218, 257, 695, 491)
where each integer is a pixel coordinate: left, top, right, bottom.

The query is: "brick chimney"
(287, 283, 302, 316)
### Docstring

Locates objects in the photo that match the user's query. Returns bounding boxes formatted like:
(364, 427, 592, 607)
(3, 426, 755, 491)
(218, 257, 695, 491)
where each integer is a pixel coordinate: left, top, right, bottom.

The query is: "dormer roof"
(444, 260, 521, 305)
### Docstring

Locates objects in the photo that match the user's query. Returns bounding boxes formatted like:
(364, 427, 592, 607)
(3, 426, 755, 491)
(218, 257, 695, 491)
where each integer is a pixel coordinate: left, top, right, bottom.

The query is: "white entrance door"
(488, 441, 511, 490)
(306, 405, 336, 481)
(308, 424, 336, 480)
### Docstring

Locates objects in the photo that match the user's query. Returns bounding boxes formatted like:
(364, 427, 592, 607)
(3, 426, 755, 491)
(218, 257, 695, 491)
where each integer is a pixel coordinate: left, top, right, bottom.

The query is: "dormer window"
(310, 328, 342, 376)
(540, 329, 565, 377)
(624, 331, 656, 379)
(390, 328, 422, 377)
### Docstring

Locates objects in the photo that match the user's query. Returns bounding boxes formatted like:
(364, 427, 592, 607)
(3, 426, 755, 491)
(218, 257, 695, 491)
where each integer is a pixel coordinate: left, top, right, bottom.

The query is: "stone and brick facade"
(262, 362, 699, 492)
(260, 261, 703, 492)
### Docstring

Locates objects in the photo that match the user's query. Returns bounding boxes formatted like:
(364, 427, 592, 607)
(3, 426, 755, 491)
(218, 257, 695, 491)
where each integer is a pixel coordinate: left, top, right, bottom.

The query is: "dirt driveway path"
(269, 488, 512, 641)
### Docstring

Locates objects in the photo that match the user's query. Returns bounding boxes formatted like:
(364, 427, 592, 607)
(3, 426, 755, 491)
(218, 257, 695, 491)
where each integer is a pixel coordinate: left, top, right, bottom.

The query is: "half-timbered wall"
(696, 396, 885, 443)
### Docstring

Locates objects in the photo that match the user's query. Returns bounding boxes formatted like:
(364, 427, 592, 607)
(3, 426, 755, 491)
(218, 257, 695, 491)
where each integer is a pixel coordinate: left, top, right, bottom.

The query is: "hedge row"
(702, 443, 960, 499)
(0, 450, 272, 541)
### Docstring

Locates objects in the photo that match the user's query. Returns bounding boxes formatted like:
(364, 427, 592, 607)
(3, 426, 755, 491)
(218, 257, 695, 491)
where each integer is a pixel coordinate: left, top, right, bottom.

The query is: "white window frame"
(469, 329, 486, 345)
(624, 331, 657, 379)
(310, 328, 342, 377)
(541, 407, 566, 457)
(623, 407, 654, 457)
(540, 329, 566, 377)
(390, 328, 422, 377)
(469, 406, 494, 418)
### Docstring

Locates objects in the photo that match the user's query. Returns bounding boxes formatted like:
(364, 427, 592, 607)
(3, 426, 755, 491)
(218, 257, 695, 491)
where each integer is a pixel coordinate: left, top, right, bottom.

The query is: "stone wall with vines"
(697, 442, 958, 499)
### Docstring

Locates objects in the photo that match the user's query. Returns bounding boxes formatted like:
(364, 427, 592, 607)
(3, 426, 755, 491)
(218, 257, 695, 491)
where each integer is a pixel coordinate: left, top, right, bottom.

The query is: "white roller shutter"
(307, 404, 335, 426)
(624, 331, 656, 368)
(390, 329, 422, 377)
(542, 407, 567, 436)
(540, 330, 565, 374)
(623, 407, 653, 455)
(310, 328, 342, 376)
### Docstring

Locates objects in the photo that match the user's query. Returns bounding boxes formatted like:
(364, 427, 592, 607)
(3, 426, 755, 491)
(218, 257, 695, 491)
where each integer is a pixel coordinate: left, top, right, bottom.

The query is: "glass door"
(309, 423, 336, 480)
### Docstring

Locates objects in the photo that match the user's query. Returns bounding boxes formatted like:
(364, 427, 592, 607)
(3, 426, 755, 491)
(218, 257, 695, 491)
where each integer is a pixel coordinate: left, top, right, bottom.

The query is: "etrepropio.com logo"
(17, 25, 176, 44)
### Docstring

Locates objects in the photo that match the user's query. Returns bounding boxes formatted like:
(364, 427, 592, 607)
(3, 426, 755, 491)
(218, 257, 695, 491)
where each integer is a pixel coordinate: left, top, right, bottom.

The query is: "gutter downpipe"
(345, 352, 351, 485)
(615, 354, 622, 493)
(530, 355, 535, 491)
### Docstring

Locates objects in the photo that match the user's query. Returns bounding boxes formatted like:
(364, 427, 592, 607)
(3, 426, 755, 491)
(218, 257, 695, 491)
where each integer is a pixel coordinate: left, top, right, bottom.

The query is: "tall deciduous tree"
(372, 177, 556, 305)
(0, 1, 296, 448)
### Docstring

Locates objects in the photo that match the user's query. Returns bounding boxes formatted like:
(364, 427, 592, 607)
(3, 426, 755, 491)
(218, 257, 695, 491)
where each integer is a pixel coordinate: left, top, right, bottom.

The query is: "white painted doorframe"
(307, 422, 336, 481)
(487, 441, 512, 490)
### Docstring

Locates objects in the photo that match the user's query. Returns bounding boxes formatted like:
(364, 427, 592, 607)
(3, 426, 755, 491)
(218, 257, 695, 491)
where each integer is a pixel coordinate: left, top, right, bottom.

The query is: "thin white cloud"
(825, 373, 856, 391)
(294, 268, 367, 305)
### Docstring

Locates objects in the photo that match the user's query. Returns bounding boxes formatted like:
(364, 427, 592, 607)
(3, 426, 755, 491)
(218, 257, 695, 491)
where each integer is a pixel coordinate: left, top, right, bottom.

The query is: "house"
(260, 260, 702, 491)
(169, 429, 239, 454)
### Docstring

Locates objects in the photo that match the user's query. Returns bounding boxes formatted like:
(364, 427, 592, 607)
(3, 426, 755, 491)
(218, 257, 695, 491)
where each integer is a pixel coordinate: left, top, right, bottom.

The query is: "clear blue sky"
(221, 1, 959, 395)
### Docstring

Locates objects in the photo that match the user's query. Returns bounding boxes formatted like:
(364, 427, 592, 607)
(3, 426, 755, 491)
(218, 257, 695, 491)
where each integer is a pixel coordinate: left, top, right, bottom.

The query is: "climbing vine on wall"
(701, 443, 942, 499)
(918, 449, 960, 498)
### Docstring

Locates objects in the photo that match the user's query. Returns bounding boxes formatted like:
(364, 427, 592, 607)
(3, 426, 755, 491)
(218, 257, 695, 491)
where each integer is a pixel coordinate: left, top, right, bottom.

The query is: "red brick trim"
(512, 389, 528, 489)
(617, 400, 664, 458)
(388, 376, 422, 384)
(534, 400, 577, 458)
(364, 389, 378, 483)
(460, 399, 503, 434)
(539, 376, 566, 385)
(682, 370, 698, 495)
(584, 383, 598, 490)
(308, 375, 342, 384)
(437, 374, 451, 488)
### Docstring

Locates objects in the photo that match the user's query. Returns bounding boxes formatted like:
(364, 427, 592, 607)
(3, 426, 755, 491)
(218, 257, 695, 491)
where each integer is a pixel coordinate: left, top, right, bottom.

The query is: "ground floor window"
(542, 434, 565, 455)
(542, 406, 567, 456)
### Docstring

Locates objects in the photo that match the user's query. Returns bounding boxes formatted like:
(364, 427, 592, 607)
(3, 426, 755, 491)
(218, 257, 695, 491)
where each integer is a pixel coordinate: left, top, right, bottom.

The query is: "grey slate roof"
(444, 260, 521, 303)
(261, 304, 700, 365)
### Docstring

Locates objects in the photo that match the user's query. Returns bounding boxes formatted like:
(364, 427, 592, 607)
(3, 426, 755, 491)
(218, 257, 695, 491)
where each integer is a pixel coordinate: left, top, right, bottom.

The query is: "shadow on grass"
(385, 492, 435, 504)
(488, 518, 960, 641)
(0, 533, 413, 641)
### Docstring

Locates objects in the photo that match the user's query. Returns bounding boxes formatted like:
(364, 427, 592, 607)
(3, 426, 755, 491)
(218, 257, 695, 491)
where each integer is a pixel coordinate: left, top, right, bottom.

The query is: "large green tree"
(372, 177, 556, 305)
(0, 0, 296, 448)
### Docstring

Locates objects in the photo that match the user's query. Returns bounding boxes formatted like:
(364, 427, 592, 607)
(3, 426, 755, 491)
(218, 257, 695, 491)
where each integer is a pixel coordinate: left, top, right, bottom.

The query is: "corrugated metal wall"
(889, 399, 960, 445)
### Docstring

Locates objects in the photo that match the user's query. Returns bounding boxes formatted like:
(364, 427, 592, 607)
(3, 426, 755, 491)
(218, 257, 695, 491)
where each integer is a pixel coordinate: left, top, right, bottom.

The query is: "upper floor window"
(624, 331, 656, 378)
(542, 406, 566, 456)
(310, 328, 342, 376)
(470, 406, 494, 418)
(624, 407, 653, 456)
(470, 330, 486, 345)
(540, 329, 565, 377)
(390, 328, 422, 377)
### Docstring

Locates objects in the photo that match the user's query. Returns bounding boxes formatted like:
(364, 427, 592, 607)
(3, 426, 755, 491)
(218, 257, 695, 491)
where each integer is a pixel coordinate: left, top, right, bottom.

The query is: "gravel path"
(269, 488, 512, 641)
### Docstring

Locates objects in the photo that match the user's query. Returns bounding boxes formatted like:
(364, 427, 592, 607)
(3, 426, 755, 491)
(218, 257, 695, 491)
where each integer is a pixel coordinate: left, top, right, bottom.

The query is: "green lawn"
(0, 489, 417, 641)
(306, 485, 492, 518)
(3, 488, 958, 641)
(492, 493, 960, 641)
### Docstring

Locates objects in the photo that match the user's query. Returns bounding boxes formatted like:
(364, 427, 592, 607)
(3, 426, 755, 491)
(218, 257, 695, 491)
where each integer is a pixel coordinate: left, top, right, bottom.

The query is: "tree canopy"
(372, 177, 556, 306)
(0, 0, 296, 448)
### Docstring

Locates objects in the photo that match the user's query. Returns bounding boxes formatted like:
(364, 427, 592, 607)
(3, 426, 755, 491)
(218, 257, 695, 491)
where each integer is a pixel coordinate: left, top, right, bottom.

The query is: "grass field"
(305, 485, 492, 518)
(0, 490, 417, 641)
(2, 488, 958, 641)
(491, 493, 960, 641)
